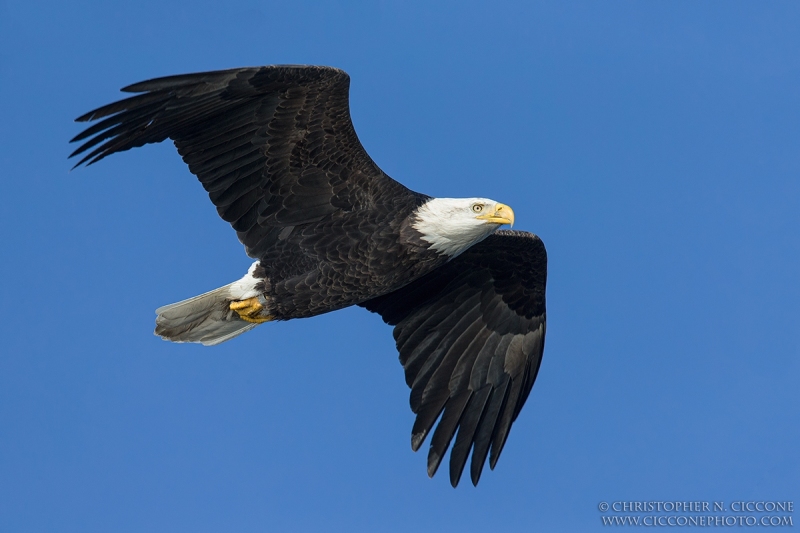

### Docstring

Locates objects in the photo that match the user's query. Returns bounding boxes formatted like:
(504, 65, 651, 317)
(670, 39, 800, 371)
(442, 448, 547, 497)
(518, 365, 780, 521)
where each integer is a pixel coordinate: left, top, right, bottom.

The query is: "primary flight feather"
(70, 65, 547, 487)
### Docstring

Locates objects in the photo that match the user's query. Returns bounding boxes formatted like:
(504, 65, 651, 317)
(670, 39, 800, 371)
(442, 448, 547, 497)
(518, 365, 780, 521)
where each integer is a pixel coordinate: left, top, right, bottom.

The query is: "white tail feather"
(155, 283, 258, 346)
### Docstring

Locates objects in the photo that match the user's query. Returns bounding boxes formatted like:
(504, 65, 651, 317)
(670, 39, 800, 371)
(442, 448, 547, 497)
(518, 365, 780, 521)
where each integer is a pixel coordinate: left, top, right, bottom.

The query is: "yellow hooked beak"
(476, 202, 515, 226)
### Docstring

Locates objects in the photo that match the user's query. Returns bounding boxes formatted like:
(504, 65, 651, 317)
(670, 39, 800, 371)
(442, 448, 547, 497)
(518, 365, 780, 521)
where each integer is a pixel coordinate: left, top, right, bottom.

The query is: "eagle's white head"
(412, 197, 515, 257)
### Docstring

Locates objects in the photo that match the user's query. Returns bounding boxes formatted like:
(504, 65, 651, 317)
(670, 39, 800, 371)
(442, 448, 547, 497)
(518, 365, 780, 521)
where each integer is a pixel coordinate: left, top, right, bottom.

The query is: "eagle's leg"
(230, 297, 273, 324)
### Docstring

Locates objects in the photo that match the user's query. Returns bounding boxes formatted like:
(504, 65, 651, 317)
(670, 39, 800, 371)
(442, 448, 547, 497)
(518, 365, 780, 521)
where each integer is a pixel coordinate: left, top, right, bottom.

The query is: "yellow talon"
(230, 297, 273, 324)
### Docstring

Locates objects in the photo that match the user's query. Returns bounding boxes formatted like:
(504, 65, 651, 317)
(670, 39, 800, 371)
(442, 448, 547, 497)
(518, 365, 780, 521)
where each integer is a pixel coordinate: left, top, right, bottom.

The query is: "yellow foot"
(230, 297, 273, 324)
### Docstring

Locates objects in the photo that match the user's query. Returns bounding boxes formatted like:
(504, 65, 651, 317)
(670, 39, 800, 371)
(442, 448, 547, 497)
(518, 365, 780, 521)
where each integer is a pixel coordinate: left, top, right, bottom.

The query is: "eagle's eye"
(472, 204, 484, 213)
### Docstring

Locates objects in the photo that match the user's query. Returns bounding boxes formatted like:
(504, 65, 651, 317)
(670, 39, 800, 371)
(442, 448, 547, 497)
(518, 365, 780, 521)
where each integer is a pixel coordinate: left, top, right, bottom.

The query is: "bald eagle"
(70, 65, 547, 487)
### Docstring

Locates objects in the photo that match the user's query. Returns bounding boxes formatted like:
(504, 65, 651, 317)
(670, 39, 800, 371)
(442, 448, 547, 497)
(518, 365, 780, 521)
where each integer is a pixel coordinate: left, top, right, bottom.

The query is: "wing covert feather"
(361, 230, 547, 486)
(71, 65, 416, 259)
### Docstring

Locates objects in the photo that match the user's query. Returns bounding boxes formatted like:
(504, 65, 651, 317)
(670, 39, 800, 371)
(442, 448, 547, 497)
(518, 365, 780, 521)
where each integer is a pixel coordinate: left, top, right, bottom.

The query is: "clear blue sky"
(1, 1, 798, 531)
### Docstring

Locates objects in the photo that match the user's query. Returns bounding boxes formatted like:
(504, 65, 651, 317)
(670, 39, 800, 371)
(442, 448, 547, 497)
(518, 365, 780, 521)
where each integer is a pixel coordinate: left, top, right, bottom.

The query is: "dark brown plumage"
(70, 65, 547, 486)
(361, 230, 546, 486)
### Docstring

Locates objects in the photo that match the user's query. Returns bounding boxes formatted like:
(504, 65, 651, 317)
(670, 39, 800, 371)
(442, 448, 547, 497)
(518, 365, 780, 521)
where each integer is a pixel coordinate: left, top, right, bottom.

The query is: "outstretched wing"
(360, 230, 547, 487)
(70, 65, 414, 258)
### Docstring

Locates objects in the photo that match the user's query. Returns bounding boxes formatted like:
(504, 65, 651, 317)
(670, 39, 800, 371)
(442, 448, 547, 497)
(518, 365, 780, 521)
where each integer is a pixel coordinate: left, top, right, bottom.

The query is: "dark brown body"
(70, 65, 548, 487)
